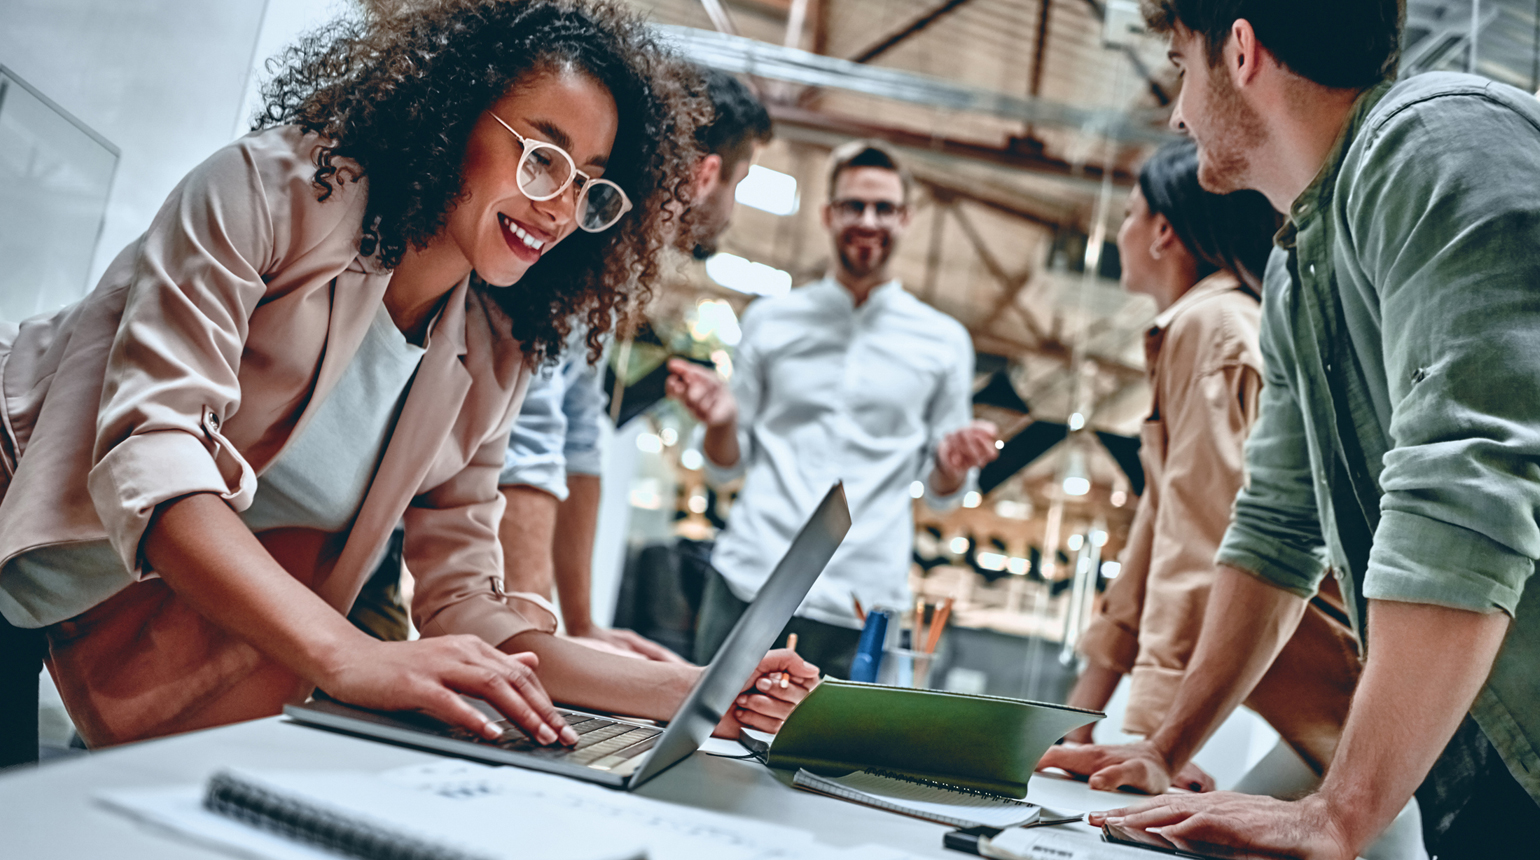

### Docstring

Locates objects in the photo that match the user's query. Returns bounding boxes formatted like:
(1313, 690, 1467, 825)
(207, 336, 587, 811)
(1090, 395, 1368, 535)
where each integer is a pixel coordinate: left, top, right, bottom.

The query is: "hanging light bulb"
(1061, 447, 1090, 497)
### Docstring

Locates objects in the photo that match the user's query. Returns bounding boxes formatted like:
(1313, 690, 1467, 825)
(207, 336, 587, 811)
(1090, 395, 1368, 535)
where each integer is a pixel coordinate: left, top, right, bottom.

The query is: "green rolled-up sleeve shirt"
(1216, 72, 1540, 805)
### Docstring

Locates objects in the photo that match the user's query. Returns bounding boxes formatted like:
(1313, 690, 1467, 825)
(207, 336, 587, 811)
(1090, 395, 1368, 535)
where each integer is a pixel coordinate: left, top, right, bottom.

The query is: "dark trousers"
(347, 528, 412, 642)
(1417, 716, 1540, 859)
(1, 611, 47, 769)
(693, 566, 861, 680)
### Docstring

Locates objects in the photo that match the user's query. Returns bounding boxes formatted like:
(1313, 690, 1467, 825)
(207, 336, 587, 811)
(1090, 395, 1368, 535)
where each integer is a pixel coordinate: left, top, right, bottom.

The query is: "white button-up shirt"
(706, 277, 976, 628)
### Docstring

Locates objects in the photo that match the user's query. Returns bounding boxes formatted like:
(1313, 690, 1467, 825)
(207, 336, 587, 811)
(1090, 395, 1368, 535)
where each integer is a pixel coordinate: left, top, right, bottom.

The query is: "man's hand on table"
(1037, 739, 1180, 794)
(567, 623, 690, 664)
(713, 648, 820, 737)
(1090, 792, 1354, 860)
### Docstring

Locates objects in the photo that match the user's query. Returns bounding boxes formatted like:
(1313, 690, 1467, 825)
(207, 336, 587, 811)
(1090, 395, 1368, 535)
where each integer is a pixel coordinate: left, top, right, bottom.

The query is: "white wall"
(236, 0, 357, 139)
(0, 0, 357, 303)
(0, 0, 272, 292)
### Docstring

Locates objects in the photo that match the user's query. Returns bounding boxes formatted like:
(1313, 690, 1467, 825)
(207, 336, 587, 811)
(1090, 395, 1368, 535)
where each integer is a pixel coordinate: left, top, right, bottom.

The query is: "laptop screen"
(627, 482, 850, 787)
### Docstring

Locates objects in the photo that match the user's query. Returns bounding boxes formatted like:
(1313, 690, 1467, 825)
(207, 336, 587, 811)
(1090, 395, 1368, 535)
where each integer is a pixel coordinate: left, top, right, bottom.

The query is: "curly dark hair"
(255, 0, 704, 362)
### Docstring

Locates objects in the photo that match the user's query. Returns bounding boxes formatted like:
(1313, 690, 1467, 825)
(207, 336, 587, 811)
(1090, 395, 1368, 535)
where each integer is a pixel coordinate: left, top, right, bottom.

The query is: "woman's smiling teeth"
(498, 213, 546, 252)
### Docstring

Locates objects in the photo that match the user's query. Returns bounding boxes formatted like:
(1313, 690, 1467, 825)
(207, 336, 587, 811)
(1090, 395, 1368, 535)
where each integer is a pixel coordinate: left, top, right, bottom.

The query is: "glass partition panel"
(0, 64, 118, 324)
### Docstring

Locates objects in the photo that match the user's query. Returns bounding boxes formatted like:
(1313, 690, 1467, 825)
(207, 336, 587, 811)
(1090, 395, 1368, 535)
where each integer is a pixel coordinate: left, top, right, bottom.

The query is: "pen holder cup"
(877, 647, 935, 689)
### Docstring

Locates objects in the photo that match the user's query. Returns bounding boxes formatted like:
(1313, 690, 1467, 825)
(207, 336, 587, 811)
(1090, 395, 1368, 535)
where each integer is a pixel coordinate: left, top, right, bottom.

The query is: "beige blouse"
(1078, 272, 1360, 774)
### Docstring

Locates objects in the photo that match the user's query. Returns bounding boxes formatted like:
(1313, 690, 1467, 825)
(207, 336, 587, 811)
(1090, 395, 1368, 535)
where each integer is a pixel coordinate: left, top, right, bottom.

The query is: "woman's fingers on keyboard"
(442, 646, 575, 746)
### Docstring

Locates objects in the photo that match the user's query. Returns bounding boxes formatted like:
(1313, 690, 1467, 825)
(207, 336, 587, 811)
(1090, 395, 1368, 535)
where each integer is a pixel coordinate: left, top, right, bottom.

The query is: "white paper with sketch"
(378, 760, 821, 859)
(791, 769, 1040, 829)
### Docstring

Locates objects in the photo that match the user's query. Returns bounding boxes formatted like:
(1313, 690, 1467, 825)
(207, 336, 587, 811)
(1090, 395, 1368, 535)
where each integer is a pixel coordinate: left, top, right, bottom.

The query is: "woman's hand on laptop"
(714, 648, 821, 737)
(324, 635, 579, 747)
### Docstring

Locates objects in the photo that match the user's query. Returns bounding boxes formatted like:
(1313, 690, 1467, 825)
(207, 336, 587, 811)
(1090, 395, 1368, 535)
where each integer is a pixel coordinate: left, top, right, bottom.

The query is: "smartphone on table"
(1103, 821, 1278, 859)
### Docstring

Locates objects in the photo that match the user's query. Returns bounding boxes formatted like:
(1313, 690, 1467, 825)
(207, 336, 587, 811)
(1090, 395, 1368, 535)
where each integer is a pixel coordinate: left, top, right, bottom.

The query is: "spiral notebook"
(172, 768, 645, 860)
(791, 768, 1040, 829)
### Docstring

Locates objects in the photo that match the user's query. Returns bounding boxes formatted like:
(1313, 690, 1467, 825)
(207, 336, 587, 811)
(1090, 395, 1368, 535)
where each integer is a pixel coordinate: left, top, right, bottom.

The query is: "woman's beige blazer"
(0, 126, 554, 744)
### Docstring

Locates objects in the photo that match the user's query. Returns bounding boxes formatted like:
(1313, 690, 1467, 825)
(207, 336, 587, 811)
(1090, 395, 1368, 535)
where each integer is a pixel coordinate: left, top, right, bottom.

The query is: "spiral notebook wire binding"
(862, 768, 1033, 804)
(204, 770, 495, 860)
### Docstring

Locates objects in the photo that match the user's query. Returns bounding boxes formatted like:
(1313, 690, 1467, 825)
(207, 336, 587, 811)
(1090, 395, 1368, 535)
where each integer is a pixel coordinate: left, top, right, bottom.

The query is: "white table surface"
(0, 716, 1143, 859)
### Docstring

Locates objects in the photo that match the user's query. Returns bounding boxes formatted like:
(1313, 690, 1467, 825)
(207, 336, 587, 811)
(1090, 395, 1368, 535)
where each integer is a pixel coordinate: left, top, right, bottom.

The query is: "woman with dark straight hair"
(0, 0, 813, 768)
(1132, 139, 1277, 294)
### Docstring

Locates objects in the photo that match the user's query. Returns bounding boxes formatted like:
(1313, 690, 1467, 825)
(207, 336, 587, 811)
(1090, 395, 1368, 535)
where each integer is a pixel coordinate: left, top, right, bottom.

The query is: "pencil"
(922, 597, 953, 655)
(851, 592, 866, 623)
(779, 633, 799, 688)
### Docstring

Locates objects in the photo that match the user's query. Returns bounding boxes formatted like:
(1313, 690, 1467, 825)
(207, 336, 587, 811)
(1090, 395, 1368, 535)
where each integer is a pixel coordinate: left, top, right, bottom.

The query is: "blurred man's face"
(691, 143, 761, 259)
(822, 167, 909, 280)
(1166, 26, 1265, 194)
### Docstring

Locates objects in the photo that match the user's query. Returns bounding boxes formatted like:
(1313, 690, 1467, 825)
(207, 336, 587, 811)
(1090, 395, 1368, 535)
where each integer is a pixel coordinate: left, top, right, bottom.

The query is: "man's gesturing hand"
(322, 635, 579, 747)
(666, 359, 736, 428)
(933, 420, 999, 493)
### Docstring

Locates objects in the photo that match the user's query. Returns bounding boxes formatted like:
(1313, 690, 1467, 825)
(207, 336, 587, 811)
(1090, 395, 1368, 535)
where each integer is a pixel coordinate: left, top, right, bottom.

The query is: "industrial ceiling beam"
(848, 0, 978, 64)
(767, 103, 1140, 187)
(783, 0, 810, 49)
(948, 204, 1043, 342)
(919, 177, 1070, 229)
(1029, 0, 1055, 99)
(970, 331, 1144, 384)
(698, 0, 741, 37)
(1078, 0, 1172, 107)
(656, 24, 1173, 145)
(1401, 2, 1501, 76)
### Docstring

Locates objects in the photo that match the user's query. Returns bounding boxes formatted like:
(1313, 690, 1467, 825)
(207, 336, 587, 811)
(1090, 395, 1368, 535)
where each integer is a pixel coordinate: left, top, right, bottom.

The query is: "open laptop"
(285, 482, 851, 790)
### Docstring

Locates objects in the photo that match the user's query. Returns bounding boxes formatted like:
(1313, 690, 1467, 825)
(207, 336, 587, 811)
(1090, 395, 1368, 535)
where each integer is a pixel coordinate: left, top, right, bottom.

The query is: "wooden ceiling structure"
(627, 0, 1540, 524)
(632, 0, 1178, 473)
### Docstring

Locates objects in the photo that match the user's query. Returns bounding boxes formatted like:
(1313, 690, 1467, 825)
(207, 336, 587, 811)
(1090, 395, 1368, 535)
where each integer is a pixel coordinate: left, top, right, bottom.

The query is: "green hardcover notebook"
(767, 679, 1102, 799)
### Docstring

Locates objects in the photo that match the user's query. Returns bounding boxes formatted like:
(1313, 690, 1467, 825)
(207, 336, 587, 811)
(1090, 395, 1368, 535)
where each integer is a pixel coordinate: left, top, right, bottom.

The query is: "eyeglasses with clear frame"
(489, 113, 633, 233)
(829, 197, 906, 226)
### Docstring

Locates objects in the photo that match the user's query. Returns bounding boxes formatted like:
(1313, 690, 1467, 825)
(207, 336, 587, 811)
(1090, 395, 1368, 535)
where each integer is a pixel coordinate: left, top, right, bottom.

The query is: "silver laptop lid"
(626, 481, 850, 787)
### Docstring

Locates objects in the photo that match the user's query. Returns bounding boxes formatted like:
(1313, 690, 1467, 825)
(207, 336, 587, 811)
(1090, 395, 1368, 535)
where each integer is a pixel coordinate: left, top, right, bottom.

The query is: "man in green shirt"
(1038, 2, 1540, 857)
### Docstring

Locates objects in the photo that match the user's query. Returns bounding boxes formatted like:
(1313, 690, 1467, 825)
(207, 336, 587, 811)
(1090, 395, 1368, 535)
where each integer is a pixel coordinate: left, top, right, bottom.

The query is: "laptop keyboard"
(443, 710, 662, 771)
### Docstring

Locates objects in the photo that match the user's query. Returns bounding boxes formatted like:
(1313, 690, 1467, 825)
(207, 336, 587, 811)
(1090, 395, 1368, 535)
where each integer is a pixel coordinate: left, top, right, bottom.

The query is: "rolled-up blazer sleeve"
(86, 137, 293, 577)
(407, 371, 558, 647)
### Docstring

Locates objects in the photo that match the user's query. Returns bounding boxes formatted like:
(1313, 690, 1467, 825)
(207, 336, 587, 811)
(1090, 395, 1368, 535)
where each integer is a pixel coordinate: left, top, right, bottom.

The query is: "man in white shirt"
(668, 141, 999, 677)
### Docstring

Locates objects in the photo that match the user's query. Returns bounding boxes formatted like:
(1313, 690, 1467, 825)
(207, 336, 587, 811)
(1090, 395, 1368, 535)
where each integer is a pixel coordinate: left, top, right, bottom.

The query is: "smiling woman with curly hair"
(0, 0, 815, 767)
(257, 0, 692, 363)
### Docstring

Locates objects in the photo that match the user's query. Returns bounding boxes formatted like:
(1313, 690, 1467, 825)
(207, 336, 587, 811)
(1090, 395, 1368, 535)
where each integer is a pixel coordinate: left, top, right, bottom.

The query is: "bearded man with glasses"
(668, 140, 1000, 679)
